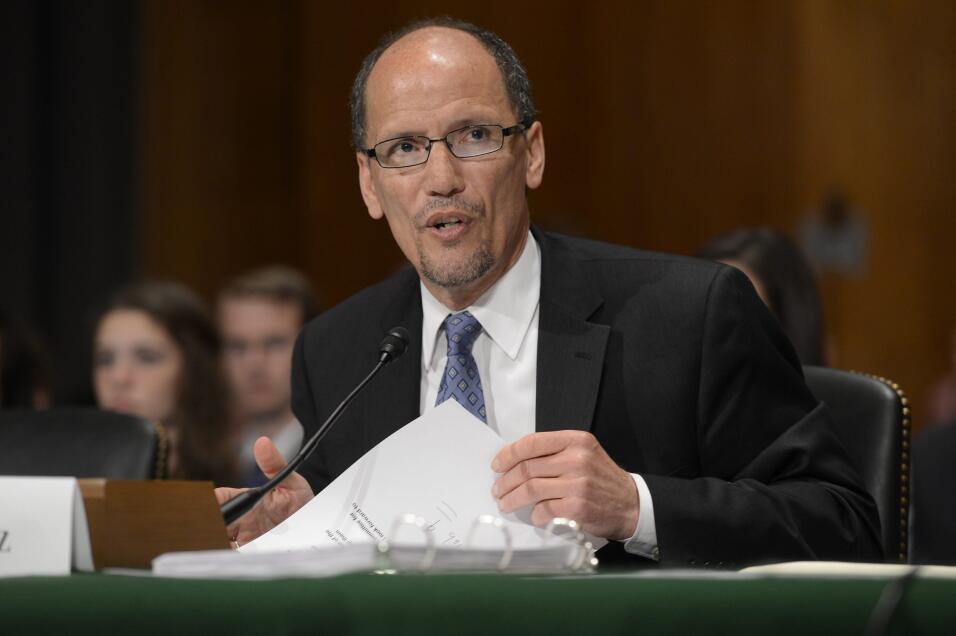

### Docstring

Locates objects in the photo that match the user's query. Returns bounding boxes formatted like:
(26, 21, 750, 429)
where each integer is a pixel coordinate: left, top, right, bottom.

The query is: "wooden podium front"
(79, 480, 230, 569)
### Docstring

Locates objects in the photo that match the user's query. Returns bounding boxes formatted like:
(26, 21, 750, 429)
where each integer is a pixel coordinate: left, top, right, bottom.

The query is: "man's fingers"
(492, 431, 582, 473)
(211, 442, 315, 547)
(214, 486, 247, 506)
(213, 486, 248, 540)
(492, 455, 568, 499)
(253, 436, 289, 478)
(530, 499, 585, 528)
(497, 477, 575, 514)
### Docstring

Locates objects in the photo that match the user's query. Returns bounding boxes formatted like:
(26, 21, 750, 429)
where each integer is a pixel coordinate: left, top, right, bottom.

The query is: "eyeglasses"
(364, 122, 530, 169)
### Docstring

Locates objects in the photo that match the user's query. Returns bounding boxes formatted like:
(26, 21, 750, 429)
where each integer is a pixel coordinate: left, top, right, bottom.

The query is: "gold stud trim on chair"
(150, 420, 168, 480)
(853, 371, 911, 563)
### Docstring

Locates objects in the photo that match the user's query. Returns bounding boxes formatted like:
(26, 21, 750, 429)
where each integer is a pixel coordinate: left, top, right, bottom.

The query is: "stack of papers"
(153, 401, 596, 578)
(154, 542, 585, 579)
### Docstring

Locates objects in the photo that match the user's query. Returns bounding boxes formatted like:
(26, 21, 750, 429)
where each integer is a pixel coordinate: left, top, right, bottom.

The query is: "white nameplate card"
(242, 400, 606, 554)
(0, 476, 94, 577)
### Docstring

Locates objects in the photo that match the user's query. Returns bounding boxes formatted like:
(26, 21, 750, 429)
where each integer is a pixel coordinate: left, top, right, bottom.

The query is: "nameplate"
(0, 476, 94, 577)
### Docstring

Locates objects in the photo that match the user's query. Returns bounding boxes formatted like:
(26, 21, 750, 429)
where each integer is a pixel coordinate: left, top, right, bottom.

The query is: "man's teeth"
(436, 219, 462, 229)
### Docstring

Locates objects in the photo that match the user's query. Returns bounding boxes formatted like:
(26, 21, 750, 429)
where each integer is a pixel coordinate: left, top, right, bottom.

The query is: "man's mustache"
(416, 196, 486, 225)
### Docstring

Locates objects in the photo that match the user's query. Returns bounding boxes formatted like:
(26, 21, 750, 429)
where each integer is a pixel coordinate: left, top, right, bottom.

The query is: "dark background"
(2, 1, 954, 432)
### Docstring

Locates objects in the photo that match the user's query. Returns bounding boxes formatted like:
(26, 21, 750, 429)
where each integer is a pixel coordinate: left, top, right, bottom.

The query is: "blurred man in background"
(218, 267, 318, 486)
(924, 325, 956, 428)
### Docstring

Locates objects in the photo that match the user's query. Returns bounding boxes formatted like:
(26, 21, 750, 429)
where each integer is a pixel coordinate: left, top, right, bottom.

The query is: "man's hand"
(214, 436, 314, 546)
(491, 430, 640, 540)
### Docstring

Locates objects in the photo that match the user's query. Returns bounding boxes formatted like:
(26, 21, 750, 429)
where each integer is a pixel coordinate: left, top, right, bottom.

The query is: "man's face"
(219, 297, 301, 421)
(356, 27, 545, 306)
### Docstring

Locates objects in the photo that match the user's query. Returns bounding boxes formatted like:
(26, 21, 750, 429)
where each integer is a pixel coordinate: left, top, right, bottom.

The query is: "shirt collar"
(421, 232, 541, 370)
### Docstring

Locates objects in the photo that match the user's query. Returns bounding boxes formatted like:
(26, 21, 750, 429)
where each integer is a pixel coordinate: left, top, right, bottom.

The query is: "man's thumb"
(253, 436, 288, 478)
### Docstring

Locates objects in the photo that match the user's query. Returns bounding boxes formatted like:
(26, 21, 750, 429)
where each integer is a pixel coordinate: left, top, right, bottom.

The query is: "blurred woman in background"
(697, 227, 827, 366)
(93, 281, 237, 484)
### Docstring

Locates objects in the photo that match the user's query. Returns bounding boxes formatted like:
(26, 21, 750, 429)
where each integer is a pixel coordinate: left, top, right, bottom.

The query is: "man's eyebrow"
(375, 117, 499, 143)
(445, 117, 497, 131)
(375, 129, 425, 142)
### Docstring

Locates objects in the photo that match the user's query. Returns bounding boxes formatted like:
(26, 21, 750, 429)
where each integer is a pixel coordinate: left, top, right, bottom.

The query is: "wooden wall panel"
(579, 2, 800, 249)
(137, 1, 956, 426)
(138, 0, 303, 298)
(790, 1, 956, 423)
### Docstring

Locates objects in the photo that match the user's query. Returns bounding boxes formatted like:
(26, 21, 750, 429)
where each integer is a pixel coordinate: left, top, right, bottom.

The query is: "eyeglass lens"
(374, 125, 505, 168)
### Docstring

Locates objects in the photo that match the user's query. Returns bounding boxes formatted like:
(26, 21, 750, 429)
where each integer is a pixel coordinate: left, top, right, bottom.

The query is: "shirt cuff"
(621, 473, 660, 561)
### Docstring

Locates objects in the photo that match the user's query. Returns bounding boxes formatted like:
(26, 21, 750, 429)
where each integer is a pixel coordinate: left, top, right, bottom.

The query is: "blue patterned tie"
(435, 311, 487, 422)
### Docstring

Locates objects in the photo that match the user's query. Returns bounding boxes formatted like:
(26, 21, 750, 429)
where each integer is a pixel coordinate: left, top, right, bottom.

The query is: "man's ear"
(524, 121, 545, 190)
(356, 152, 384, 220)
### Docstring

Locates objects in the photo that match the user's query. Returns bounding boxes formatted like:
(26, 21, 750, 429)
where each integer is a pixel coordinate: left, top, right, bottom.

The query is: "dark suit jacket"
(291, 228, 882, 567)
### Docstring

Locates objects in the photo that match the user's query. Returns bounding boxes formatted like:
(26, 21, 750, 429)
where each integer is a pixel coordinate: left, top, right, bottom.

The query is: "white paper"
(742, 561, 956, 580)
(0, 476, 94, 577)
(243, 401, 598, 554)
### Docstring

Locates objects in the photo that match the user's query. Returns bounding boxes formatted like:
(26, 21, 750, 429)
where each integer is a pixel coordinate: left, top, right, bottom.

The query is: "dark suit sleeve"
(643, 265, 883, 567)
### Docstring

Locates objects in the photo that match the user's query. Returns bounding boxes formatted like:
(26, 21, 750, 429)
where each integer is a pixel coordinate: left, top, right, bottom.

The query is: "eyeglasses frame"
(363, 120, 532, 169)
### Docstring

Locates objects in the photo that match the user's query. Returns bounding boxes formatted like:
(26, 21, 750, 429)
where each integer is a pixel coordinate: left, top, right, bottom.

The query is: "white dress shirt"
(418, 232, 658, 559)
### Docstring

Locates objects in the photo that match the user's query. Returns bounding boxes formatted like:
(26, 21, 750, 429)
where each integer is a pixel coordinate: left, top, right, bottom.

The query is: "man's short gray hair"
(349, 17, 536, 150)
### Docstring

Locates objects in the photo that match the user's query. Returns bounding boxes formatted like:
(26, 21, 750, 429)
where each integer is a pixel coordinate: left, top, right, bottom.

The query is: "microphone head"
(378, 326, 410, 363)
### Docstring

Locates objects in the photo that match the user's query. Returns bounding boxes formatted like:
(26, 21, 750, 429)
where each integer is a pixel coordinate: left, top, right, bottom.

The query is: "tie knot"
(443, 311, 482, 354)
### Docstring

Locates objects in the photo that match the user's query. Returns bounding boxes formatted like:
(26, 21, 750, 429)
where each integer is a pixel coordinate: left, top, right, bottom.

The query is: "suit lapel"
(361, 269, 424, 450)
(533, 229, 610, 433)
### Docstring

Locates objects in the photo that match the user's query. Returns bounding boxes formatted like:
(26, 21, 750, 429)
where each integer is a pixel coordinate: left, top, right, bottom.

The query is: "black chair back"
(803, 366, 910, 562)
(0, 408, 165, 480)
(909, 423, 956, 565)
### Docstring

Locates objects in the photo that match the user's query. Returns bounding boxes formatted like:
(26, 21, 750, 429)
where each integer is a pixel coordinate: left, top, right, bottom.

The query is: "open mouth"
(425, 211, 472, 234)
(432, 218, 464, 230)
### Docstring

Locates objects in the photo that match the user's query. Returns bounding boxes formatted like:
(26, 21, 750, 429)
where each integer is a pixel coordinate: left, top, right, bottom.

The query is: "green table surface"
(2, 570, 954, 634)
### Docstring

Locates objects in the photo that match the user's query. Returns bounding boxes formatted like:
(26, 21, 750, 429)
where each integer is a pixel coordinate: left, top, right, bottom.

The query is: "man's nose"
(245, 343, 270, 364)
(424, 142, 465, 197)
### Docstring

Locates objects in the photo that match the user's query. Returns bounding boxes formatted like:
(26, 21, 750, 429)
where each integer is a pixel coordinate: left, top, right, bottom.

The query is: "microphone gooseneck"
(221, 326, 411, 526)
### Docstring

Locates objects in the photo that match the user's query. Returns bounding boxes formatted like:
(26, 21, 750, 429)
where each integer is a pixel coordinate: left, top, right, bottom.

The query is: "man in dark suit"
(217, 18, 881, 567)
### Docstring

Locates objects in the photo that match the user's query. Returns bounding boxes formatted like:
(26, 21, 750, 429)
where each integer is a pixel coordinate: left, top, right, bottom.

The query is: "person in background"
(0, 310, 53, 409)
(218, 266, 319, 486)
(923, 325, 956, 428)
(93, 281, 237, 484)
(697, 227, 827, 366)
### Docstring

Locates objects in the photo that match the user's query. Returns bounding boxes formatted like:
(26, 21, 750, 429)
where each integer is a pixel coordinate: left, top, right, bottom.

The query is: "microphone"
(378, 326, 410, 363)
(221, 326, 411, 525)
